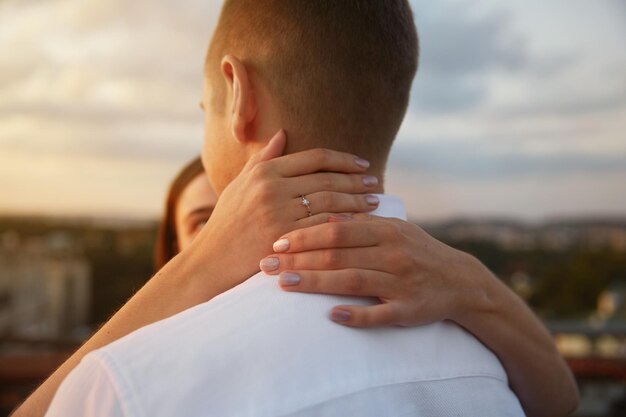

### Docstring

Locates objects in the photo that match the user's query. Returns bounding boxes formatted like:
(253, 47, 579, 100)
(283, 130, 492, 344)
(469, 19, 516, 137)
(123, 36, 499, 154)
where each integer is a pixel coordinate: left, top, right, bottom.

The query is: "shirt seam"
(332, 371, 510, 396)
(276, 374, 512, 417)
(90, 351, 145, 417)
(317, 370, 510, 408)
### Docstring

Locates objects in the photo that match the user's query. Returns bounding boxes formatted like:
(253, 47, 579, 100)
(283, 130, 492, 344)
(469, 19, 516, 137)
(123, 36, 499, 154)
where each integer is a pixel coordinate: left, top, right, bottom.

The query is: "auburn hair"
(153, 156, 205, 272)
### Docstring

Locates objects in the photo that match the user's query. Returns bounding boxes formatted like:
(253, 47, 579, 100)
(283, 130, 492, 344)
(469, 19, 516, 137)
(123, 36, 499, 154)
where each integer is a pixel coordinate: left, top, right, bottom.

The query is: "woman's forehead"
(177, 174, 218, 218)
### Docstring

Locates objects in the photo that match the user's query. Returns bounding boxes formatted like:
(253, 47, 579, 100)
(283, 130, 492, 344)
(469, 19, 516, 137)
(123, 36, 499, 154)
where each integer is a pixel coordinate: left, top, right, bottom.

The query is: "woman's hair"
(153, 156, 205, 272)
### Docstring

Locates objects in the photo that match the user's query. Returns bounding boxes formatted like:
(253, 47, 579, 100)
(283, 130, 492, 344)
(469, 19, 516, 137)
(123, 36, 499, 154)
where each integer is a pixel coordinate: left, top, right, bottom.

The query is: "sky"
(0, 0, 624, 221)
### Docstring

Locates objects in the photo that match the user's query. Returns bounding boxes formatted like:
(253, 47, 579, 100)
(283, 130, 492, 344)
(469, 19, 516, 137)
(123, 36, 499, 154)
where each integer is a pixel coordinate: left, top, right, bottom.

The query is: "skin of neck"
(245, 72, 389, 195)
(204, 55, 389, 196)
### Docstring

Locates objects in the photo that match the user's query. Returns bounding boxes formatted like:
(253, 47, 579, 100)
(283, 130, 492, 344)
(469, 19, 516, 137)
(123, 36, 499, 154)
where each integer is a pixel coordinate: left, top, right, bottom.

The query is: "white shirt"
(46, 195, 525, 417)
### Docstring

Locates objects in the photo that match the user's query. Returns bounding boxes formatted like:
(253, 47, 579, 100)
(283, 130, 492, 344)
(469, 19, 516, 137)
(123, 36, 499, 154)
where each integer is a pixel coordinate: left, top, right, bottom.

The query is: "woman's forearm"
(455, 255, 579, 417)
(12, 250, 223, 417)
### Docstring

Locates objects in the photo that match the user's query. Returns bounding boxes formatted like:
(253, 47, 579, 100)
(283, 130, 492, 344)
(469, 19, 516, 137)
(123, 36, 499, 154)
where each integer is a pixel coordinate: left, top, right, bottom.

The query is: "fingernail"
(328, 214, 353, 222)
(365, 195, 380, 206)
(273, 238, 290, 253)
(362, 176, 378, 187)
(260, 257, 280, 272)
(279, 272, 301, 286)
(269, 129, 285, 143)
(354, 157, 370, 169)
(330, 309, 352, 322)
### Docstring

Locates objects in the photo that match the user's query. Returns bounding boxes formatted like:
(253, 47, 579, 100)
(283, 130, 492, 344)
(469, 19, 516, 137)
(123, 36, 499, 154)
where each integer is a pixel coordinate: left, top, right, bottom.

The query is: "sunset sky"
(1, 0, 625, 221)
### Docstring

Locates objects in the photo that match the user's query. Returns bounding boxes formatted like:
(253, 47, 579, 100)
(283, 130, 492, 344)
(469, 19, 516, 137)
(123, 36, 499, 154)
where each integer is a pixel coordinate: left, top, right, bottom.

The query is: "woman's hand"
(184, 130, 383, 297)
(259, 213, 486, 327)
(259, 213, 580, 417)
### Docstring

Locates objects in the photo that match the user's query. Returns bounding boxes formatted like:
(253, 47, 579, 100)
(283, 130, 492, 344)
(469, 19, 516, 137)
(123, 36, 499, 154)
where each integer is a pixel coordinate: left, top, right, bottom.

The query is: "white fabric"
(46, 195, 525, 417)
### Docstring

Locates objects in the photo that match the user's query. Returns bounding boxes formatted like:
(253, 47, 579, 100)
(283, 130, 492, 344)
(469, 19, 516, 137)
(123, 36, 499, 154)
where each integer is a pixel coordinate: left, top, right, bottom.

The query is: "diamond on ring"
(301, 195, 312, 217)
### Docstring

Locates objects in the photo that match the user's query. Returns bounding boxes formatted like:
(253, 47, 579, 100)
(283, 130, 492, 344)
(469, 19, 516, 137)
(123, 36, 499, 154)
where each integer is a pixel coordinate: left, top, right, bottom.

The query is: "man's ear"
(220, 55, 257, 144)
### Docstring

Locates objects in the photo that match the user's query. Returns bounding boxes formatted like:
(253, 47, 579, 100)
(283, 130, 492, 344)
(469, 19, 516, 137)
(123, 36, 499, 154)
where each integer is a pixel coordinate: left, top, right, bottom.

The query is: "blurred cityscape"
(0, 215, 625, 416)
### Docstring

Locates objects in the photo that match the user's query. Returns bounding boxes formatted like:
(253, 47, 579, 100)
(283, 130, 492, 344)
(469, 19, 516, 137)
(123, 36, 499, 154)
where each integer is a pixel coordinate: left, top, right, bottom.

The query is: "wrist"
(448, 251, 502, 327)
(155, 247, 218, 303)
(174, 236, 257, 302)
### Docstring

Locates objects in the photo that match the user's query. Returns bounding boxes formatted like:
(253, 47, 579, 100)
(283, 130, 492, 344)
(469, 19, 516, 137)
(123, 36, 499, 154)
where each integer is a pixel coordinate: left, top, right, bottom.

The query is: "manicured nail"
(362, 176, 378, 187)
(260, 257, 280, 272)
(273, 238, 290, 253)
(330, 309, 352, 322)
(365, 195, 380, 206)
(268, 129, 285, 144)
(279, 272, 301, 286)
(328, 214, 353, 222)
(354, 157, 370, 169)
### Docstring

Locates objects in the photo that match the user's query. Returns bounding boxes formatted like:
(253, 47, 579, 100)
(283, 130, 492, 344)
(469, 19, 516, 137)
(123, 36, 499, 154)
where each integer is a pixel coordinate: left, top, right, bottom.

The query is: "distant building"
(595, 285, 626, 321)
(424, 218, 626, 252)
(508, 270, 534, 301)
(0, 230, 91, 341)
(550, 287, 626, 360)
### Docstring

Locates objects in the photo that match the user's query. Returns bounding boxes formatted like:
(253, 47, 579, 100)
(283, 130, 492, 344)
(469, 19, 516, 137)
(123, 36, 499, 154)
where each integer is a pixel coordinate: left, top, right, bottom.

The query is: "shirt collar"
(369, 194, 407, 220)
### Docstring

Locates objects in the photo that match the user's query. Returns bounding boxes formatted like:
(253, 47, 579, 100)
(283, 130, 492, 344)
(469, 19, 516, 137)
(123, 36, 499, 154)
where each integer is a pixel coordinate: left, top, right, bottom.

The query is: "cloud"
(0, 110, 202, 163)
(0, 0, 218, 168)
(389, 141, 626, 181)
(0, 0, 217, 108)
(408, 0, 625, 124)
(386, 169, 626, 221)
(409, 1, 530, 113)
(413, 3, 528, 76)
(498, 92, 626, 119)
(0, 0, 624, 220)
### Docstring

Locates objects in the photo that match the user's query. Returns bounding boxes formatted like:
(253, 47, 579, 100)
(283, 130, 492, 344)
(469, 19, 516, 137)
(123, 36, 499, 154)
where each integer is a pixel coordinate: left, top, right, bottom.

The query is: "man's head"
(201, 0, 419, 194)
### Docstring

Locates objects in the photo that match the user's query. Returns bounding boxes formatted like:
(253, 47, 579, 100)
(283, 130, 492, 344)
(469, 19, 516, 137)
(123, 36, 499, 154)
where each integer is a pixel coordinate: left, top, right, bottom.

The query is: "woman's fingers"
(295, 172, 379, 196)
(287, 212, 357, 231)
(268, 148, 370, 177)
(276, 269, 396, 298)
(273, 268, 402, 327)
(290, 192, 379, 220)
(329, 303, 398, 328)
(260, 247, 386, 274)
(255, 129, 287, 163)
(241, 129, 286, 173)
(273, 221, 381, 253)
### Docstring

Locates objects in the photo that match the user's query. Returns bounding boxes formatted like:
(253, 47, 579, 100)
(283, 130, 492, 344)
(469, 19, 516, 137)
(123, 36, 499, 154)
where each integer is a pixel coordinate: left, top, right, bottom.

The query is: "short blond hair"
(206, 0, 419, 170)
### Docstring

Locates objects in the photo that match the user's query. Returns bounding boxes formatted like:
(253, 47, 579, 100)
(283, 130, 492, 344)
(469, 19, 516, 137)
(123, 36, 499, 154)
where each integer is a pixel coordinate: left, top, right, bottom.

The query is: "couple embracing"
(18, 1, 577, 416)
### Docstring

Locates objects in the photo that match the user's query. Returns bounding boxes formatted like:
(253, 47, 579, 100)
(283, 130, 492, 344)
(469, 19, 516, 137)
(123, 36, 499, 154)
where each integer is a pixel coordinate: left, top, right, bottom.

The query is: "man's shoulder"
(97, 271, 376, 367)
(97, 272, 275, 360)
(92, 272, 511, 415)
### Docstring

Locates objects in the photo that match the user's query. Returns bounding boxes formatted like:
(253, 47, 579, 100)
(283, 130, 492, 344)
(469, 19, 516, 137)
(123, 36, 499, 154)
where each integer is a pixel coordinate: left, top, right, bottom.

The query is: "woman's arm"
(12, 249, 216, 417)
(261, 214, 580, 417)
(13, 131, 381, 417)
(454, 258, 579, 417)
